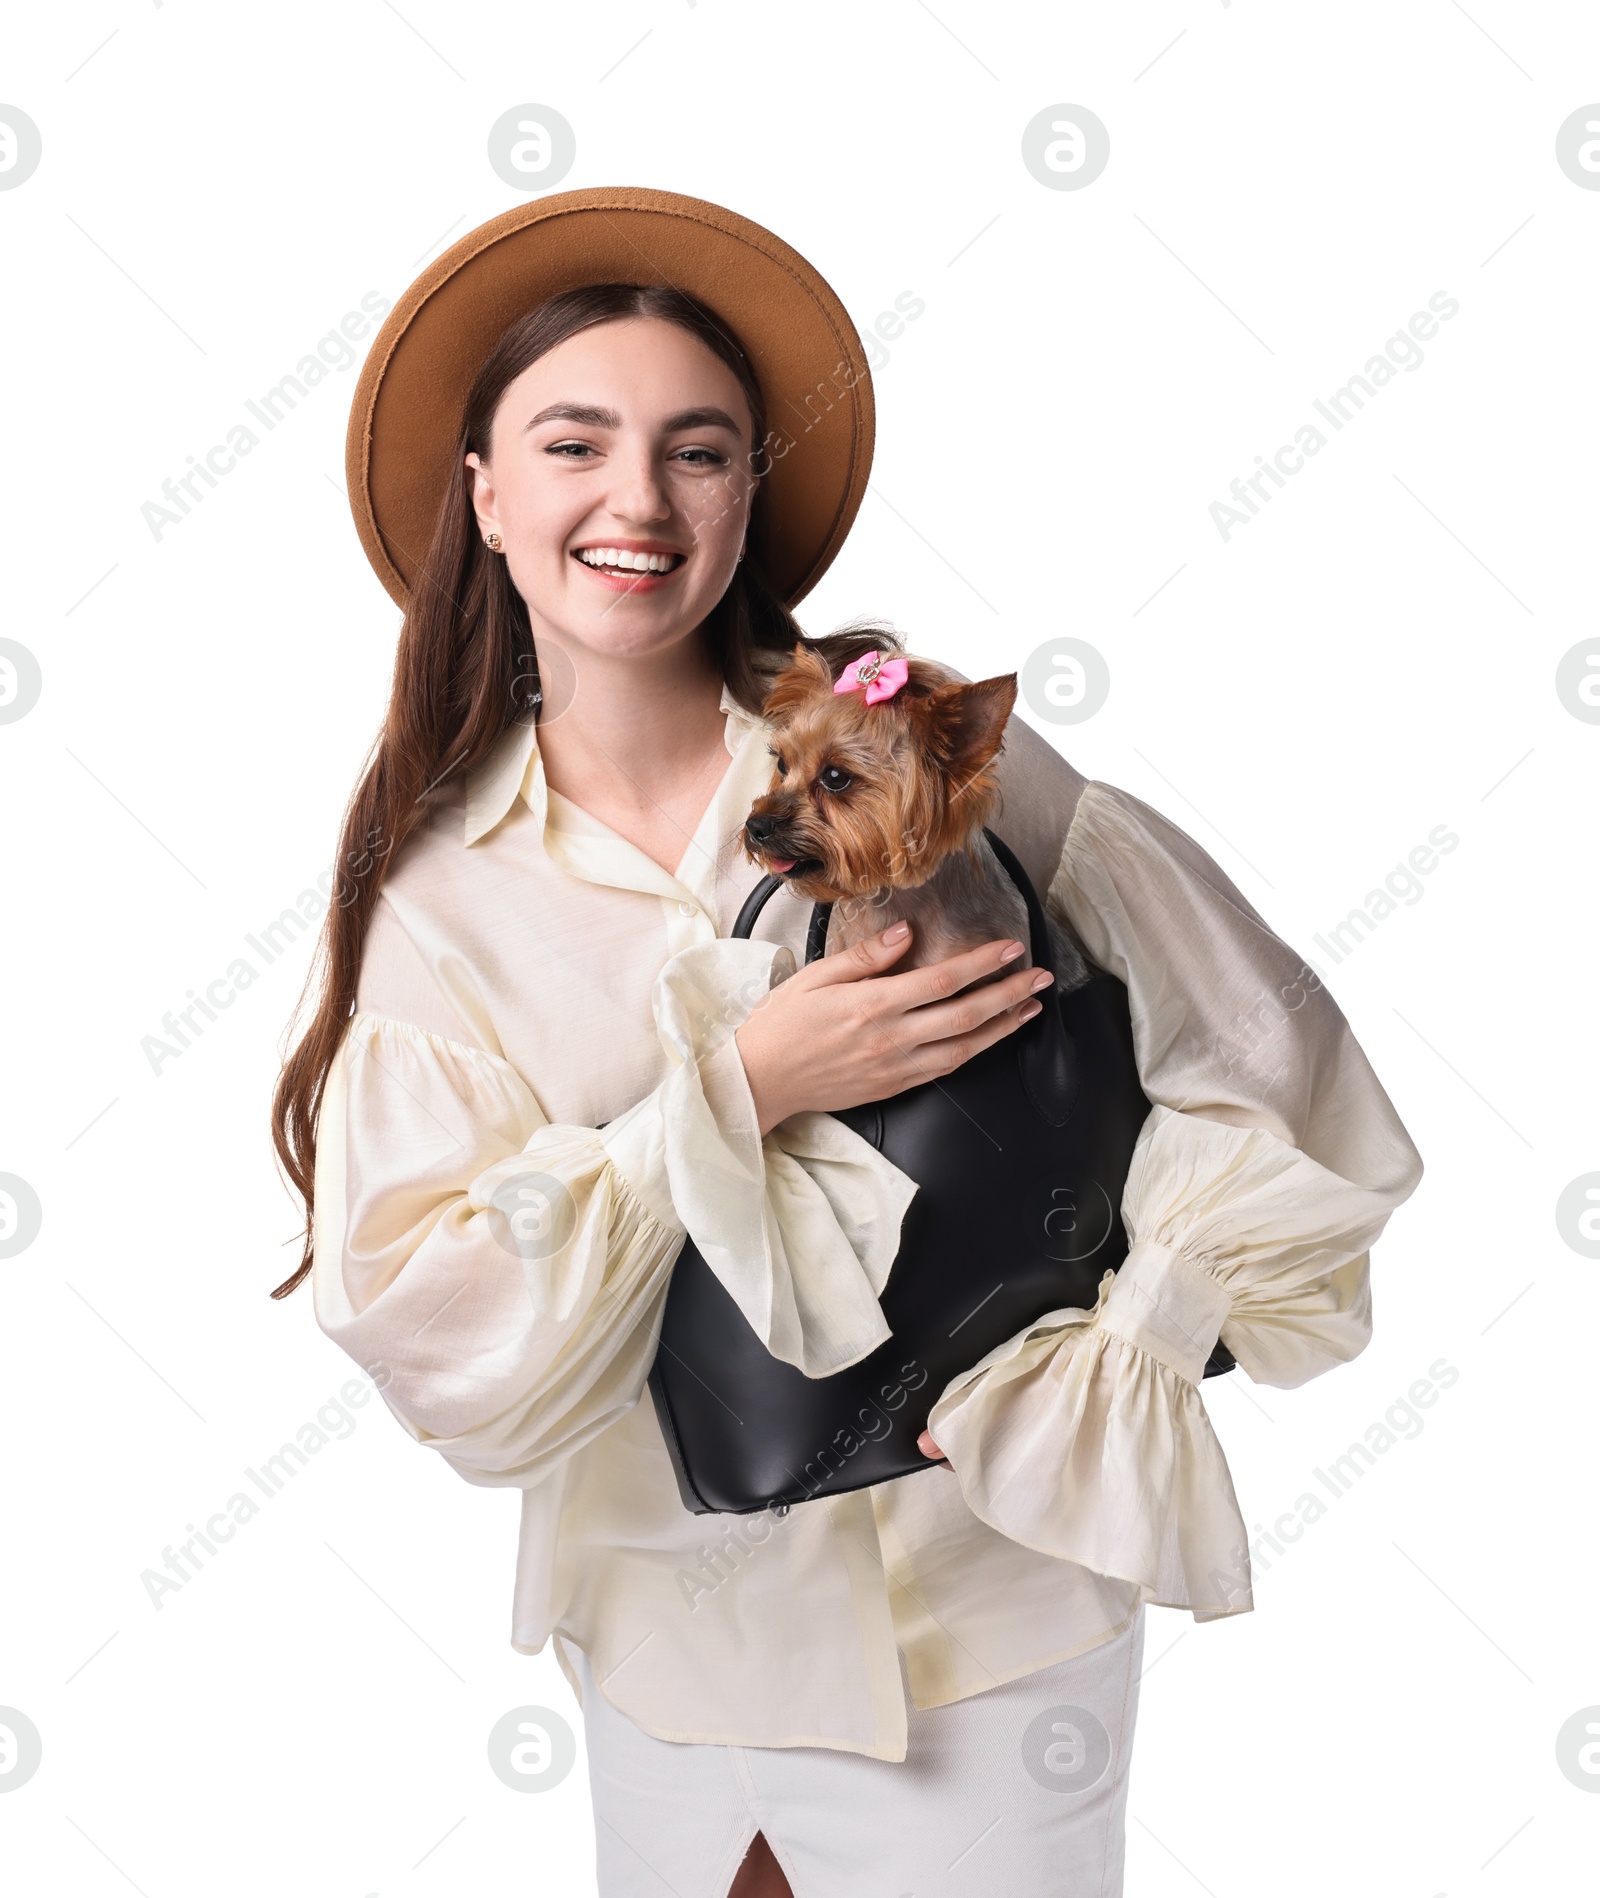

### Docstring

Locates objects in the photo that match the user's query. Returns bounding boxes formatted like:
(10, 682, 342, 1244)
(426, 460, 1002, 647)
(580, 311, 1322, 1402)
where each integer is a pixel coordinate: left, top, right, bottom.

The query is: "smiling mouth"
(572, 547, 686, 576)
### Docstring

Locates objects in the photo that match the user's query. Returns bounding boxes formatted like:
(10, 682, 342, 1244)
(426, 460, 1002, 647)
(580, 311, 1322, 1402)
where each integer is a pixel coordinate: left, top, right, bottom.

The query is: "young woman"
(272, 190, 1423, 1897)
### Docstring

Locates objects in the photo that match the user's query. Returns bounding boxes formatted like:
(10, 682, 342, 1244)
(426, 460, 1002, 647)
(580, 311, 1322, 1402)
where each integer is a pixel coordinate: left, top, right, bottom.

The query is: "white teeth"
(577, 547, 680, 573)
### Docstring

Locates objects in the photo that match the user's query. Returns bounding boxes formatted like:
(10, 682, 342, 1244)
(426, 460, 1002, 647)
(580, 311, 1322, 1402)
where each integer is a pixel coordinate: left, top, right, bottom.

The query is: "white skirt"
(569, 1602, 1145, 1898)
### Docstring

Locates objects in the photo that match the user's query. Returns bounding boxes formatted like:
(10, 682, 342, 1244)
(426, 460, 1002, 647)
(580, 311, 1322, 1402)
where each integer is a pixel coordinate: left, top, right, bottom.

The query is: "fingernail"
(883, 921, 910, 942)
(1030, 969, 1054, 992)
(998, 941, 1024, 961)
(1020, 999, 1043, 1020)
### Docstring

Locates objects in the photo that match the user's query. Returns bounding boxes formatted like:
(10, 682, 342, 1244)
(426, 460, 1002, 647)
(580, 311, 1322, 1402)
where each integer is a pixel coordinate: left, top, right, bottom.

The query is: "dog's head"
(741, 645, 1017, 901)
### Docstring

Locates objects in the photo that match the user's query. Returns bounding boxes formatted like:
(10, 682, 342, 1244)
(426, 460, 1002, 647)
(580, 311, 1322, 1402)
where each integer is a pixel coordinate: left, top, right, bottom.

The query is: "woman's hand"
(916, 1427, 951, 1470)
(734, 920, 1055, 1139)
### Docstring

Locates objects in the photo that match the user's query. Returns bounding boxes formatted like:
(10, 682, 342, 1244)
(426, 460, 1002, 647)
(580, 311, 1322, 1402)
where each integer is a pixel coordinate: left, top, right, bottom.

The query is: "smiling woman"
(455, 299, 778, 875)
(272, 189, 1422, 1898)
(465, 319, 756, 664)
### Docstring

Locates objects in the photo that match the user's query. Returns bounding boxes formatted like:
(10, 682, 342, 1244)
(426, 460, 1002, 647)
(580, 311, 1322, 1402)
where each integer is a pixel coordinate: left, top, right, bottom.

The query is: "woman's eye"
(819, 766, 852, 793)
(545, 440, 598, 458)
(673, 446, 727, 466)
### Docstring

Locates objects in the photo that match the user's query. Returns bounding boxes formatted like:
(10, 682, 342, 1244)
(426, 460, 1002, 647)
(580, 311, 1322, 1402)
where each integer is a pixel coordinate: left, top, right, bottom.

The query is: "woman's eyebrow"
(526, 402, 620, 430)
(661, 406, 743, 435)
(524, 401, 743, 434)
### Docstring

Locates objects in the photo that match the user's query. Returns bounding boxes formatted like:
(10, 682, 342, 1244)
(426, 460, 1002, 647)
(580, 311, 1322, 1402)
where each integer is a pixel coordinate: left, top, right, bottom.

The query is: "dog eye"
(768, 750, 787, 776)
(818, 766, 853, 793)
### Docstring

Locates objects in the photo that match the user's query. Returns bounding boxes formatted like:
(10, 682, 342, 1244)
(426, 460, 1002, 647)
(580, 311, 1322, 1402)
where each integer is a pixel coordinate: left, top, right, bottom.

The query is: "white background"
(2, 3, 1597, 1894)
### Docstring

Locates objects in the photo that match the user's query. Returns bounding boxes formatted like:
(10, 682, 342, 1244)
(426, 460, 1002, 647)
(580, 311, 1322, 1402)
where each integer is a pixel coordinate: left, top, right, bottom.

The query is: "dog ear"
(909, 673, 1018, 776)
(760, 644, 835, 723)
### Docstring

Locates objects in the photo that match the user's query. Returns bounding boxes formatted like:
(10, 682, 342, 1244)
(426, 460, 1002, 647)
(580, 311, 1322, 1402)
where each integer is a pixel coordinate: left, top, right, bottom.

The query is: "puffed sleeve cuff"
(596, 936, 920, 1378)
(924, 1263, 1253, 1619)
(925, 1104, 1408, 1618)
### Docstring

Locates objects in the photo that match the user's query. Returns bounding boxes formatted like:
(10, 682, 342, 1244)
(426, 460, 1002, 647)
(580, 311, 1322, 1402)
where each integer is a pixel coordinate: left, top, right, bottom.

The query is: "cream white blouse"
(310, 653, 1424, 1762)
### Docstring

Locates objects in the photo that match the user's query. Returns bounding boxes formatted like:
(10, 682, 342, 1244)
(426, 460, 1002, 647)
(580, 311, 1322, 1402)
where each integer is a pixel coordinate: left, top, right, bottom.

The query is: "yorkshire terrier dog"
(741, 645, 1089, 993)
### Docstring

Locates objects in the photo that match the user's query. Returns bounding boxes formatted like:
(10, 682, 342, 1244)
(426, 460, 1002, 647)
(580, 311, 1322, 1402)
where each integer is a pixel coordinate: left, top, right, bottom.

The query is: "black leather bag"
(645, 829, 1234, 1516)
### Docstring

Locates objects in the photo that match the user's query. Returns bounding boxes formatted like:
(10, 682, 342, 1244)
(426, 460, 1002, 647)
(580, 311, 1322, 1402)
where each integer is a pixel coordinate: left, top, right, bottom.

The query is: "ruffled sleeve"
(926, 779, 1425, 1619)
(312, 902, 915, 1491)
(608, 935, 916, 1377)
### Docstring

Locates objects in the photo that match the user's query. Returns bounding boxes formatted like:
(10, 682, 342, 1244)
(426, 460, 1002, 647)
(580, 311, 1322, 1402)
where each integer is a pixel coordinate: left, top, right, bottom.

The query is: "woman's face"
(466, 316, 758, 663)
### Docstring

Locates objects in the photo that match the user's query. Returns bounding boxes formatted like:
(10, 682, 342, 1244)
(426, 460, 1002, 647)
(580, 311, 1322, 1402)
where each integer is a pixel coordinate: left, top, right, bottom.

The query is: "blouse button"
(678, 901, 698, 917)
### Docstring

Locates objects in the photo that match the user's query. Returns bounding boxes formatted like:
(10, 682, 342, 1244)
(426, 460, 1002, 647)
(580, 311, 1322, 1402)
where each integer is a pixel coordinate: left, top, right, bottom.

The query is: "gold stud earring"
(485, 531, 503, 552)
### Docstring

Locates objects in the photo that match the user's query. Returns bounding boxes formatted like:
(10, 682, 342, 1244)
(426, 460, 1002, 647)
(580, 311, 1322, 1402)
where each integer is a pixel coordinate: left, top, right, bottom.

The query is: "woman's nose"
(607, 446, 672, 524)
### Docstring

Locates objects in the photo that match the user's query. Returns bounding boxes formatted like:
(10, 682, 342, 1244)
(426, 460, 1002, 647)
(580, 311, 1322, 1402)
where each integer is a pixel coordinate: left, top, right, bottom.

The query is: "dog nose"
(745, 813, 778, 843)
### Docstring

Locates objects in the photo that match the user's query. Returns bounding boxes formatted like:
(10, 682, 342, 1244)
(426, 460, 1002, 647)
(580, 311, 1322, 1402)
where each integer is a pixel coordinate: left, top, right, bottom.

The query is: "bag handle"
(732, 829, 1052, 967)
(728, 829, 1079, 1126)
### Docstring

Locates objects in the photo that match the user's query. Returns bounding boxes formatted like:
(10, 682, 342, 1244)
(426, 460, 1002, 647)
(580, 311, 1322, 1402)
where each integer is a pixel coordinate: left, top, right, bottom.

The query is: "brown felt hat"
(345, 185, 875, 610)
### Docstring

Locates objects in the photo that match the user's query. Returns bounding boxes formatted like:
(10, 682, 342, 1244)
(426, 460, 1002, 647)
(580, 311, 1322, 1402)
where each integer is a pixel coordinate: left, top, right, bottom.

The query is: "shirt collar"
(463, 675, 770, 850)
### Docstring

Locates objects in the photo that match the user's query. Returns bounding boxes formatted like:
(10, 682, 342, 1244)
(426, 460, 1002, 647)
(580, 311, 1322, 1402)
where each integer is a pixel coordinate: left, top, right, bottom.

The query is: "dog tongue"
(768, 857, 797, 873)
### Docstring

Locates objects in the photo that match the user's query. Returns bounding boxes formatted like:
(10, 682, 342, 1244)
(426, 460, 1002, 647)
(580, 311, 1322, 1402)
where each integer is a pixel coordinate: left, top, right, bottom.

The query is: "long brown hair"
(269, 281, 898, 1297)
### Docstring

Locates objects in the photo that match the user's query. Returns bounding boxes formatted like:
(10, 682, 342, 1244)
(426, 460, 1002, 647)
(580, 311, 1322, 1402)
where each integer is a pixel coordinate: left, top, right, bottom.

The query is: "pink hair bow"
(833, 649, 910, 705)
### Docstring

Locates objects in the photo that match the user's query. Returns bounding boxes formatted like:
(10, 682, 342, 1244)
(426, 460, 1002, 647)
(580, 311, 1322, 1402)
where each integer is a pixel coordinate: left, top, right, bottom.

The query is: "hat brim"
(346, 185, 875, 611)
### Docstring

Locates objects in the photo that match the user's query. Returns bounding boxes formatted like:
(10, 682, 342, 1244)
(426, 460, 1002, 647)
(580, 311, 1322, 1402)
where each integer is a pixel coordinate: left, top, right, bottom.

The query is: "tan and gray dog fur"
(742, 647, 1090, 995)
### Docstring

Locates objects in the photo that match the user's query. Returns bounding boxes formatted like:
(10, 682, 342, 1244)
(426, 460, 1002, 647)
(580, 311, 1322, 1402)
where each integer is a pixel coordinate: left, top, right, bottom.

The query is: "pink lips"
(571, 555, 683, 595)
